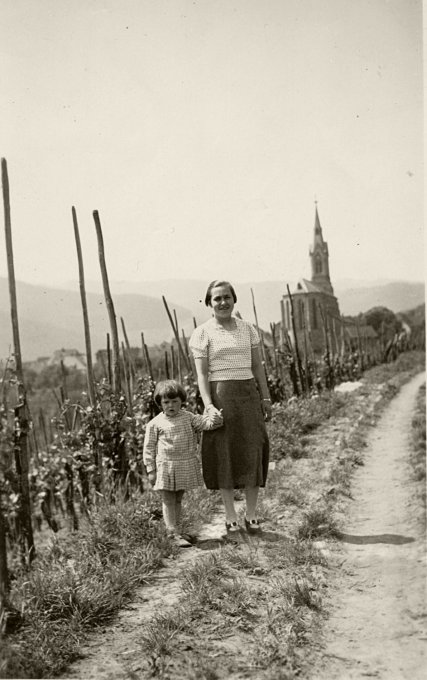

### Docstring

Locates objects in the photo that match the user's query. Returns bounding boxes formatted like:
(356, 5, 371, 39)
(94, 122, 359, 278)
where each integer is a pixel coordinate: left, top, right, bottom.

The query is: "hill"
(0, 279, 194, 361)
(0, 278, 424, 361)
(71, 278, 425, 328)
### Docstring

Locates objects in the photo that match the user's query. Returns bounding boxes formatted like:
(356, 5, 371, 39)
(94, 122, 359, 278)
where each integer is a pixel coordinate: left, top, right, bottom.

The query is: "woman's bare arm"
(251, 346, 272, 420)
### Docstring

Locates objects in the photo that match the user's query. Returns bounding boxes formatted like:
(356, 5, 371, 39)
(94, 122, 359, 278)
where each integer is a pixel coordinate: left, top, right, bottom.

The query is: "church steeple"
(309, 203, 334, 295)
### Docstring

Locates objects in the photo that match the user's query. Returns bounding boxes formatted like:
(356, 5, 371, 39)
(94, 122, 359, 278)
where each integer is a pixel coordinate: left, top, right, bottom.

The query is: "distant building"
(51, 349, 87, 371)
(281, 205, 377, 356)
(281, 205, 342, 354)
(24, 356, 50, 373)
(26, 349, 87, 373)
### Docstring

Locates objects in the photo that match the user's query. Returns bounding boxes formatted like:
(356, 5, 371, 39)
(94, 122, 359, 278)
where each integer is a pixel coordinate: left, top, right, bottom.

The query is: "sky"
(0, 0, 424, 291)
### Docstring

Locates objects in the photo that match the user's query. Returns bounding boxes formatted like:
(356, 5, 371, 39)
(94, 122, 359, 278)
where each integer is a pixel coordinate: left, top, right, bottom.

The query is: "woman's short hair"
(153, 379, 187, 406)
(204, 280, 237, 307)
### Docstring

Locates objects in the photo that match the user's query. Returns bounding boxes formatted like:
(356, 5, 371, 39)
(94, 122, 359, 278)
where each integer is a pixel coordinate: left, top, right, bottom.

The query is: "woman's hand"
(262, 399, 272, 422)
(148, 471, 157, 486)
(205, 403, 222, 417)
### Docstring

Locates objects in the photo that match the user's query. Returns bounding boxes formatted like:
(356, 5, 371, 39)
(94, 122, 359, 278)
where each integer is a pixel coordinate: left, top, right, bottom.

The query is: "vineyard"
(0, 156, 425, 678)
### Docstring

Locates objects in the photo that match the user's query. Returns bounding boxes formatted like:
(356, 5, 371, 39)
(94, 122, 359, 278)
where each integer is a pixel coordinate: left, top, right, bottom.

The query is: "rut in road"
(313, 371, 426, 680)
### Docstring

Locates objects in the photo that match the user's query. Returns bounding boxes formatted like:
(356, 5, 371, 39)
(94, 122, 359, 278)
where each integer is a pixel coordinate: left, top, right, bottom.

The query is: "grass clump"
(298, 504, 340, 540)
(411, 384, 426, 482)
(0, 492, 173, 679)
(181, 552, 252, 617)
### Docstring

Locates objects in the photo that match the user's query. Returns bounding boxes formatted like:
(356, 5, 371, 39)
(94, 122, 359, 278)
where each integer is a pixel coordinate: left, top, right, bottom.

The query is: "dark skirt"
(201, 379, 269, 489)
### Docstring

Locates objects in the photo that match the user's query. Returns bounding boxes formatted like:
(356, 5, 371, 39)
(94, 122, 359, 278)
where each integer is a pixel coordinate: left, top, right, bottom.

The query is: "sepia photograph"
(0, 1, 424, 678)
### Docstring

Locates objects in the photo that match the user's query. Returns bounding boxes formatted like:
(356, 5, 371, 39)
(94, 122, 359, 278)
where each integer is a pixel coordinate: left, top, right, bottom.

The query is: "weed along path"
(58, 366, 425, 680)
(314, 371, 426, 680)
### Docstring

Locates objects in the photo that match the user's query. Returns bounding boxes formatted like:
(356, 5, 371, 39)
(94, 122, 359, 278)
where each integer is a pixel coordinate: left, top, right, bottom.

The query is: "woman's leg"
(160, 490, 178, 533)
(220, 488, 238, 523)
(244, 486, 260, 521)
(175, 490, 185, 529)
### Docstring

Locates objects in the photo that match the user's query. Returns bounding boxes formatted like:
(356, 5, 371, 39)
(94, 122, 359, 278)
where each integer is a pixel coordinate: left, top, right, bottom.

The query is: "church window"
(312, 299, 318, 329)
(299, 300, 304, 329)
(315, 255, 322, 274)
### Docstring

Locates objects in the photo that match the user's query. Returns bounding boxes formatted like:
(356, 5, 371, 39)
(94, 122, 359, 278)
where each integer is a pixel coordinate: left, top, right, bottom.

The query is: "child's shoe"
(225, 520, 240, 534)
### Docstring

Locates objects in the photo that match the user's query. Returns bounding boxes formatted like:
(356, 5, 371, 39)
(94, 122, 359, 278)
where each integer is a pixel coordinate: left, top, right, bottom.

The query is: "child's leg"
(160, 490, 178, 533)
(175, 490, 185, 529)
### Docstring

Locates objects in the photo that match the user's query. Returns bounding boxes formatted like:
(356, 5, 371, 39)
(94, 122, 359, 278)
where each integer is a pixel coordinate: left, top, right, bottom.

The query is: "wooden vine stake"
(72, 206, 96, 406)
(93, 210, 121, 393)
(1, 157, 35, 562)
(286, 284, 306, 395)
(0, 508, 8, 607)
(162, 296, 190, 374)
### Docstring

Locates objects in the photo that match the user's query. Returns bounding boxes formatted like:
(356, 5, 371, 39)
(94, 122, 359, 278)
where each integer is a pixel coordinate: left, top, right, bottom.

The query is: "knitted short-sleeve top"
(189, 317, 260, 381)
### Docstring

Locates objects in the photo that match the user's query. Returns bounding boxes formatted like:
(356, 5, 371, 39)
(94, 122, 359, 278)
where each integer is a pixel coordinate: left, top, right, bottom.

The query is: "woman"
(189, 280, 271, 533)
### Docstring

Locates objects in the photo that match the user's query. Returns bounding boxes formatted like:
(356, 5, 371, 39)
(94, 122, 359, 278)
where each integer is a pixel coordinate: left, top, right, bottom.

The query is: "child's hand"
(211, 410, 223, 427)
(148, 471, 157, 486)
(205, 404, 222, 417)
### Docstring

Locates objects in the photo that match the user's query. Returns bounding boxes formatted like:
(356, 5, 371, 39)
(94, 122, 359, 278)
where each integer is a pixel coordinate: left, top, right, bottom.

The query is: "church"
(281, 205, 342, 356)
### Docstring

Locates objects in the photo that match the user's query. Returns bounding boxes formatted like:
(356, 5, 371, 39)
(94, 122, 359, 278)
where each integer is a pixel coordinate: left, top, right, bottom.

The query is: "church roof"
(289, 278, 334, 296)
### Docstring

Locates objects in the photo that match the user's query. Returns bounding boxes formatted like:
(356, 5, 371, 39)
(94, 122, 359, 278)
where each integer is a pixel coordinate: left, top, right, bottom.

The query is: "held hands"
(205, 403, 224, 428)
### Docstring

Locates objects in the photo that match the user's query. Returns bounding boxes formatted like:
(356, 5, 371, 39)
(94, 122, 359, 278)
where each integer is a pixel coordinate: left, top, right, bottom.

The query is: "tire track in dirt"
(314, 372, 426, 679)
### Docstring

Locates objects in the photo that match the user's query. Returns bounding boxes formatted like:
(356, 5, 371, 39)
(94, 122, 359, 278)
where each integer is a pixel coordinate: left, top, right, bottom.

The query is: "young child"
(143, 379, 223, 548)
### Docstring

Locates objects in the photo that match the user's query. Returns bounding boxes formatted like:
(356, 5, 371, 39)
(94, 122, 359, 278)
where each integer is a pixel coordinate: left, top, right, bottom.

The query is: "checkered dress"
(143, 410, 221, 491)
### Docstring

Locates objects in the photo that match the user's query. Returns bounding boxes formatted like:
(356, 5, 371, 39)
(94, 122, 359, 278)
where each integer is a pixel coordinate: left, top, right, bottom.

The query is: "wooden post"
(164, 351, 170, 379)
(281, 298, 299, 396)
(121, 342, 133, 413)
(60, 360, 69, 401)
(301, 315, 311, 393)
(93, 210, 121, 393)
(286, 285, 305, 395)
(141, 333, 153, 379)
(162, 296, 189, 372)
(0, 505, 9, 604)
(182, 328, 196, 377)
(120, 317, 136, 379)
(355, 319, 364, 372)
(1, 157, 35, 560)
(39, 409, 49, 449)
(106, 333, 112, 385)
(340, 315, 346, 359)
(72, 206, 96, 406)
(170, 345, 176, 379)
(251, 288, 268, 366)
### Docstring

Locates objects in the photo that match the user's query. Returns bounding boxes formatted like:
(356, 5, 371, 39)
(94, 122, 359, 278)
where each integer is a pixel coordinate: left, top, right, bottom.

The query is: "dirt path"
(314, 372, 426, 679)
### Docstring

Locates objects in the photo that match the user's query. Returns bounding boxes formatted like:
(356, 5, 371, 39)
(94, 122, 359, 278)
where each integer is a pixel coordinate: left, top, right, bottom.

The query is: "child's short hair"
(153, 379, 187, 407)
(204, 280, 237, 307)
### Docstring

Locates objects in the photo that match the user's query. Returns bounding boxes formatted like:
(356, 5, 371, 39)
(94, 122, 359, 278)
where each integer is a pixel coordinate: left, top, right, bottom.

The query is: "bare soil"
(61, 372, 426, 680)
(313, 371, 426, 679)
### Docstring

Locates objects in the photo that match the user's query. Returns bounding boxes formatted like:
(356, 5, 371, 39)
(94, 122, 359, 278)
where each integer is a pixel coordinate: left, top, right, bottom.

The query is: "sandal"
(173, 534, 193, 548)
(225, 521, 240, 533)
(245, 517, 261, 533)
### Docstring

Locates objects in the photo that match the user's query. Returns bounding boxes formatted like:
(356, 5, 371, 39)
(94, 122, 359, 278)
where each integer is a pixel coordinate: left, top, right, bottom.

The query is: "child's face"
(161, 396, 182, 417)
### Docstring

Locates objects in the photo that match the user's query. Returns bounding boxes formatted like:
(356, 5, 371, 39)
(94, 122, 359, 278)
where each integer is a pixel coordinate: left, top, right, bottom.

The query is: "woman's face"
(210, 284, 235, 320)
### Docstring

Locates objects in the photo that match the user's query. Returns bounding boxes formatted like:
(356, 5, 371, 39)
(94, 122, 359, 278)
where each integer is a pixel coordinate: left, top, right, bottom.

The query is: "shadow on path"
(195, 528, 287, 550)
(336, 532, 416, 545)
